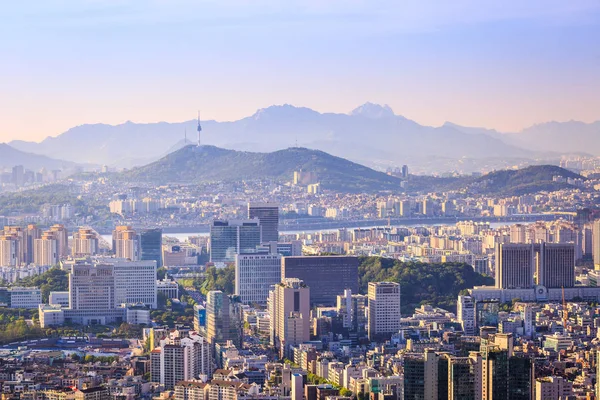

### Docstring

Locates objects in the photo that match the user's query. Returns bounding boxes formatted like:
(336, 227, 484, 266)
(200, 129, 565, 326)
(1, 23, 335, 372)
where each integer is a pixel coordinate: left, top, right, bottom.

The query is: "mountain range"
(0, 143, 80, 171)
(6, 103, 600, 174)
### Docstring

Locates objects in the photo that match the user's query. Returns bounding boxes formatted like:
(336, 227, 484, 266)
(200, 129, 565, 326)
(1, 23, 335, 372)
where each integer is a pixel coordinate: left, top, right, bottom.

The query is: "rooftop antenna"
(197, 111, 202, 147)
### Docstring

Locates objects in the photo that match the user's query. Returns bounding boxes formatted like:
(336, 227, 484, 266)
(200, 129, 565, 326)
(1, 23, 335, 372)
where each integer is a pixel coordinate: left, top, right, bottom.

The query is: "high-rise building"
(481, 333, 532, 400)
(113, 226, 140, 261)
(11, 165, 24, 187)
(67, 263, 120, 325)
(25, 224, 41, 264)
(248, 203, 279, 243)
(49, 224, 69, 259)
(367, 281, 401, 341)
(510, 224, 528, 244)
(535, 242, 575, 288)
(270, 278, 310, 358)
(140, 228, 163, 267)
(151, 330, 211, 390)
(495, 244, 535, 289)
(209, 219, 261, 263)
(336, 289, 367, 335)
(205, 290, 242, 348)
(402, 350, 449, 399)
(281, 256, 358, 305)
(0, 234, 20, 267)
(111, 259, 158, 308)
(34, 231, 59, 266)
(457, 295, 476, 336)
(449, 354, 482, 400)
(3, 226, 26, 265)
(496, 242, 575, 289)
(72, 227, 99, 257)
(235, 253, 282, 304)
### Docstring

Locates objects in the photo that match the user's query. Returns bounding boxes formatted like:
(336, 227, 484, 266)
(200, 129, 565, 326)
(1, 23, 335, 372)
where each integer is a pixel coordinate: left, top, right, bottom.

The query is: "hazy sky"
(1, 0, 599, 142)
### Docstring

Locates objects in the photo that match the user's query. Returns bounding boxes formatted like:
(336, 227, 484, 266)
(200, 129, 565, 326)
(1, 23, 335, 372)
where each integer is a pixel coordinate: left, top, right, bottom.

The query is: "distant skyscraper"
(197, 111, 202, 147)
(457, 295, 476, 336)
(248, 202, 279, 243)
(510, 224, 528, 244)
(0, 234, 19, 267)
(49, 224, 69, 259)
(235, 253, 282, 304)
(11, 165, 24, 187)
(281, 256, 359, 305)
(401, 164, 409, 178)
(34, 231, 58, 266)
(25, 224, 41, 264)
(205, 291, 242, 348)
(209, 219, 261, 263)
(72, 227, 99, 257)
(269, 278, 310, 358)
(113, 226, 140, 261)
(367, 281, 401, 341)
(140, 228, 163, 267)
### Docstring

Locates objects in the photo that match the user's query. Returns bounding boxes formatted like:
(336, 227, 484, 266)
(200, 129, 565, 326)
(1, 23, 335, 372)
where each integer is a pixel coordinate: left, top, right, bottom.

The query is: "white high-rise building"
(235, 253, 282, 304)
(336, 289, 367, 334)
(151, 330, 211, 390)
(34, 231, 58, 266)
(72, 227, 99, 257)
(110, 258, 158, 308)
(457, 295, 476, 335)
(367, 282, 401, 341)
(0, 234, 20, 267)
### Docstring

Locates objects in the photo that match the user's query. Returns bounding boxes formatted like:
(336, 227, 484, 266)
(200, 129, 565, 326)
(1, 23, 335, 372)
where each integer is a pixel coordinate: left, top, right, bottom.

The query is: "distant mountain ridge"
(117, 145, 402, 192)
(8, 103, 600, 173)
(0, 143, 81, 171)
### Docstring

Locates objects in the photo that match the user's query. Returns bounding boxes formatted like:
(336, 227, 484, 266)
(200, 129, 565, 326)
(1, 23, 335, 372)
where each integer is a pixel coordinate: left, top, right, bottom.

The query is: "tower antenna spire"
(197, 110, 202, 147)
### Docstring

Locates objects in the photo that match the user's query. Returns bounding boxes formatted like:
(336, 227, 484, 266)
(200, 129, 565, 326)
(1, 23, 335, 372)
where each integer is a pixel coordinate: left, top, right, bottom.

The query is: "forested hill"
(358, 256, 493, 314)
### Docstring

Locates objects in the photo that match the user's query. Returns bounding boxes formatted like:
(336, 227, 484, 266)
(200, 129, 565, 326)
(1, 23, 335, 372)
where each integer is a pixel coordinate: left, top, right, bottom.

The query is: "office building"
(235, 253, 282, 304)
(72, 227, 99, 257)
(281, 256, 358, 305)
(110, 259, 157, 308)
(157, 279, 179, 299)
(449, 354, 481, 400)
(535, 242, 575, 288)
(193, 304, 206, 332)
(151, 330, 211, 390)
(38, 304, 65, 328)
(34, 231, 59, 266)
(2, 226, 25, 265)
(270, 278, 311, 358)
(248, 202, 279, 243)
(205, 290, 242, 348)
(336, 289, 367, 335)
(510, 224, 527, 244)
(367, 282, 401, 341)
(496, 242, 575, 290)
(495, 244, 535, 289)
(66, 263, 122, 325)
(113, 226, 140, 261)
(140, 228, 162, 267)
(403, 350, 449, 399)
(536, 376, 572, 400)
(49, 291, 70, 307)
(481, 333, 532, 400)
(457, 295, 476, 336)
(9, 287, 42, 308)
(209, 219, 262, 263)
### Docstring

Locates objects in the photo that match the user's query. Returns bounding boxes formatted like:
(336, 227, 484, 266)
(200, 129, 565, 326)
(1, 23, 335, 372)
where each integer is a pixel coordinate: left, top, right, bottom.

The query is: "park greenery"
(14, 268, 69, 302)
(358, 256, 493, 314)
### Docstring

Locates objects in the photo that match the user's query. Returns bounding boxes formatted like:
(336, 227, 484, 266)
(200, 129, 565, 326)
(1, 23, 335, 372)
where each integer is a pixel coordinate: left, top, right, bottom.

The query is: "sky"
(1, 0, 599, 142)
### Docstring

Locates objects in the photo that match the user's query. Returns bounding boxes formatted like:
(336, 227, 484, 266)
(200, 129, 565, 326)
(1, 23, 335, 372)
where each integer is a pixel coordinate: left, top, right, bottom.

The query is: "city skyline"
(2, 0, 600, 141)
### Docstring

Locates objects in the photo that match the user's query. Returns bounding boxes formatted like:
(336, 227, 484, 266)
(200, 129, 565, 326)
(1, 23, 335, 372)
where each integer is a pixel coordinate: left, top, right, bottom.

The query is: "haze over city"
(2, 0, 600, 141)
(4, 2, 600, 400)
